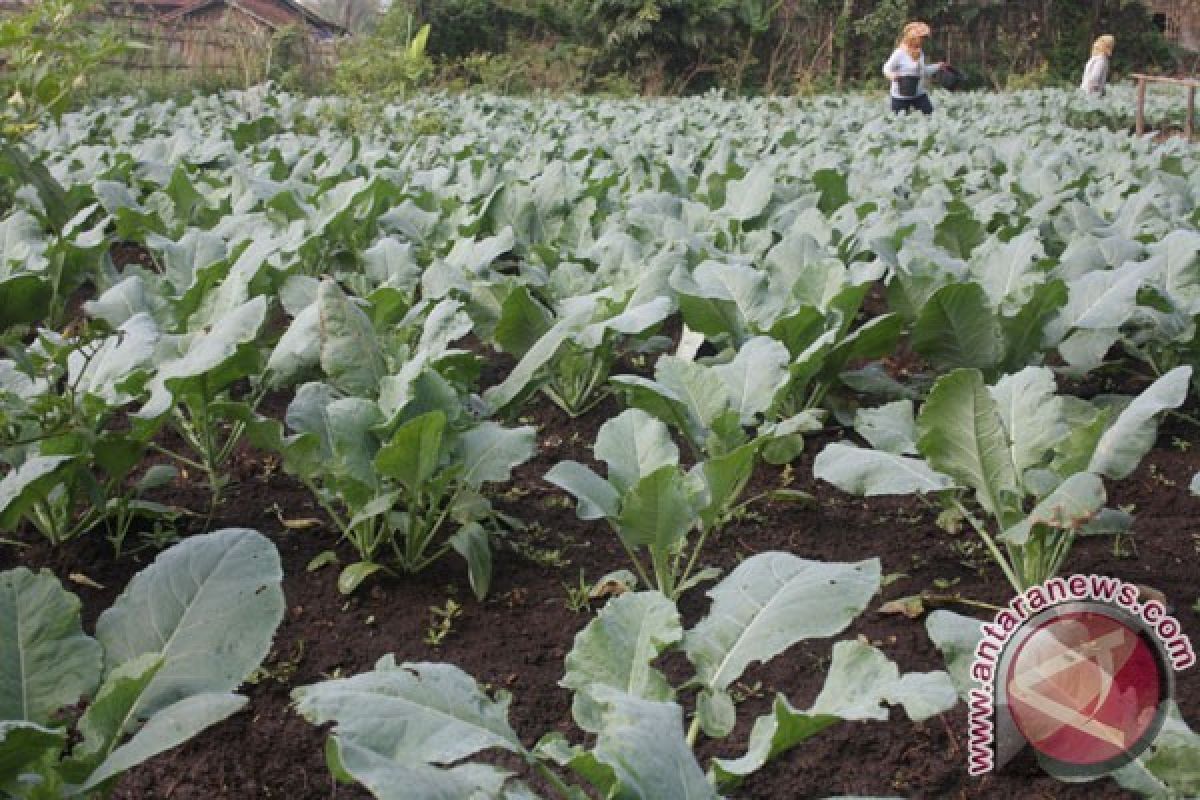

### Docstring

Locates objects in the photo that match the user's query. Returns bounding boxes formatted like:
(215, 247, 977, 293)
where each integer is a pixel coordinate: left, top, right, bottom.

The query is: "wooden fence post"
(1188, 86, 1196, 140)
(1136, 75, 1147, 136)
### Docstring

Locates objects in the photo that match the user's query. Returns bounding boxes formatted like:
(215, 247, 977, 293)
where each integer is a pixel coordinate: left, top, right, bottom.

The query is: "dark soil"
(5, 332, 1200, 799)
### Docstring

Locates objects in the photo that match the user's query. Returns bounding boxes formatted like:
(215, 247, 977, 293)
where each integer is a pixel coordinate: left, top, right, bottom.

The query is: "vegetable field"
(3, 85, 1200, 799)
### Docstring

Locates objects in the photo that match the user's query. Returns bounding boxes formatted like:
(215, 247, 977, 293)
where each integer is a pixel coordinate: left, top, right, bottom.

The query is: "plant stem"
(685, 714, 703, 748)
(952, 499, 1024, 593)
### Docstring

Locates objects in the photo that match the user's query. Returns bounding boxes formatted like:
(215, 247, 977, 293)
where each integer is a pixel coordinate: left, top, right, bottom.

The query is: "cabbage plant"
(0, 528, 285, 798)
(816, 365, 1192, 591)
(294, 551, 956, 800)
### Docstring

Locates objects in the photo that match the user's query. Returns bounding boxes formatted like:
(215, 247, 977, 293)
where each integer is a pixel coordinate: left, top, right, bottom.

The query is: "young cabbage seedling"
(294, 551, 957, 800)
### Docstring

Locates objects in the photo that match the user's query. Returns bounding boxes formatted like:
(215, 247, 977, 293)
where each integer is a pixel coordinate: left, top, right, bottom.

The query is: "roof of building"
(161, 0, 346, 34)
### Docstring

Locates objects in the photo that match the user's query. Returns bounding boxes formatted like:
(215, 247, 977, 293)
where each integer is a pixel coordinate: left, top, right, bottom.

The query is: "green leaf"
(561, 592, 682, 732)
(375, 411, 447, 493)
(449, 524, 492, 602)
(925, 611, 984, 699)
(912, 283, 1003, 372)
(338, 562, 385, 596)
(0, 455, 77, 532)
(1000, 472, 1106, 546)
(723, 165, 773, 221)
(0, 275, 51, 331)
(81, 693, 248, 792)
(544, 461, 619, 521)
(595, 409, 679, 494)
(853, 400, 917, 456)
(712, 336, 790, 423)
(0, 721, 65, 786)
(293, 658, 526, 771)
(616, 466, 702, 554)
(684, 552, 880, 692)
(482, 310, 590, 412)
(137, 296, 267, 419)
(917, 369, 1020, 520)
(1088, 366, 1192, 480)
(70, 654, 164, 767)
(95, 529, 285, 718)
(318, 278, 387, 397)
(459, 422, 536, 489)
(0, 568, 101, 724)
(989, 367, 1065, 478)
(813, 443, 954, 496)
(712, 641, 956, 786)
(588, 687, 718, 800)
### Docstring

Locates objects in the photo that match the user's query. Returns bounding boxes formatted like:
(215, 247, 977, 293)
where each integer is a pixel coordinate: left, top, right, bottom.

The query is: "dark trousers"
(891, 94, 934, 115)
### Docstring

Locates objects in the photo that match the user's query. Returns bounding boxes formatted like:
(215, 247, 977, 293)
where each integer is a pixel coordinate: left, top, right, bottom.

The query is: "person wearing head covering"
(1081, 35, 1115, 96)
(882, 21, 945, 114)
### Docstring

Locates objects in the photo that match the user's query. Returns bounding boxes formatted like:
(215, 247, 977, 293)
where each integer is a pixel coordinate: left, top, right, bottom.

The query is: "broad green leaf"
(684, 552, 880, 691)
(723, 165, 773, 221)
(925, 611, 984, 699)
(1000, 472, 1106, 545)
(459, 422, 536, 489)
(493, 285, 553, 358)
(712, 336, 790, 423)
(989, 367, 1065, 477)
(95, 529, 285, 718)
(0, 568, 101, 724)
(970, 230, 1045, 314)
(595, 409, 679, 494)
(0, 455, 77, 531)
(1088, 366, 1191, 480)
(711, 641, 956, 786)
(482, 310, 590, 412)
(137, 295, 267, 419)
(917, 369, 1020, 520)
(81, 692, 248, 791)
(293, 657, 526, 767)
(71, 654, 163, 766)
(1112, 703, 1200, 798)
(67, 313, 159, 407)
(615, 467, 701, 553)
(375, 411, 447, 493)
(0, 721, 64, 785)
(813, 443, 954, 496)
(853, 400, 917, 456)
(265, 304, 320, 389)
(318, 278, 387, 396)
(588, 687, 717, 800)
(326, 737, 513, 800)
(544, 461, 620, 521)
(0, 275, 51, 331)
(562, 592, 682, 732)
(911, 283, 1003, 371)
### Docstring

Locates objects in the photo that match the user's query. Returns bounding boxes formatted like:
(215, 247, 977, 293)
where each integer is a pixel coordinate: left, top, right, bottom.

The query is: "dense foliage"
(2, 81, 1200, 796)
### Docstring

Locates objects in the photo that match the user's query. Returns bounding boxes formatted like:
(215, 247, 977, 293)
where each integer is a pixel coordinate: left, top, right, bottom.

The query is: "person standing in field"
(882, 21, 945, 114)
(1080, 35, 1115, 96)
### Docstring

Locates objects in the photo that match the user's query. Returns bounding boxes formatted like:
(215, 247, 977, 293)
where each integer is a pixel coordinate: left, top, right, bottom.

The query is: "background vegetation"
(0, 0, 1190, 107)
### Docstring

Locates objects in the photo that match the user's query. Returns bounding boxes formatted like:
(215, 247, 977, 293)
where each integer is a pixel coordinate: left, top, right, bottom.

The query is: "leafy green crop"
(0, 529, 284, 798)
(295, 551, 956, 799)
(816, 366, 1192, 590)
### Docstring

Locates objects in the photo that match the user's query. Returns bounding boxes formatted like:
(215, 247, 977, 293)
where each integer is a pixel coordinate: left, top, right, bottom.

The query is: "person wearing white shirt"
(1080, 35, 1115, 96)
(882, 21, 944, 114)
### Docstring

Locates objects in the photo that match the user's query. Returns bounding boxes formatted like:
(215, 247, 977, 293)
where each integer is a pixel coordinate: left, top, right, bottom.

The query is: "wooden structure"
(1145, 0, 1200, 52)
(95, 0, 345, 81)
(1132, 73, 1199, 138)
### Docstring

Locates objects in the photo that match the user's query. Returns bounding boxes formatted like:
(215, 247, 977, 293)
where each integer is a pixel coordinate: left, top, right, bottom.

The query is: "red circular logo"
(1005, 610, 1165, 771)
